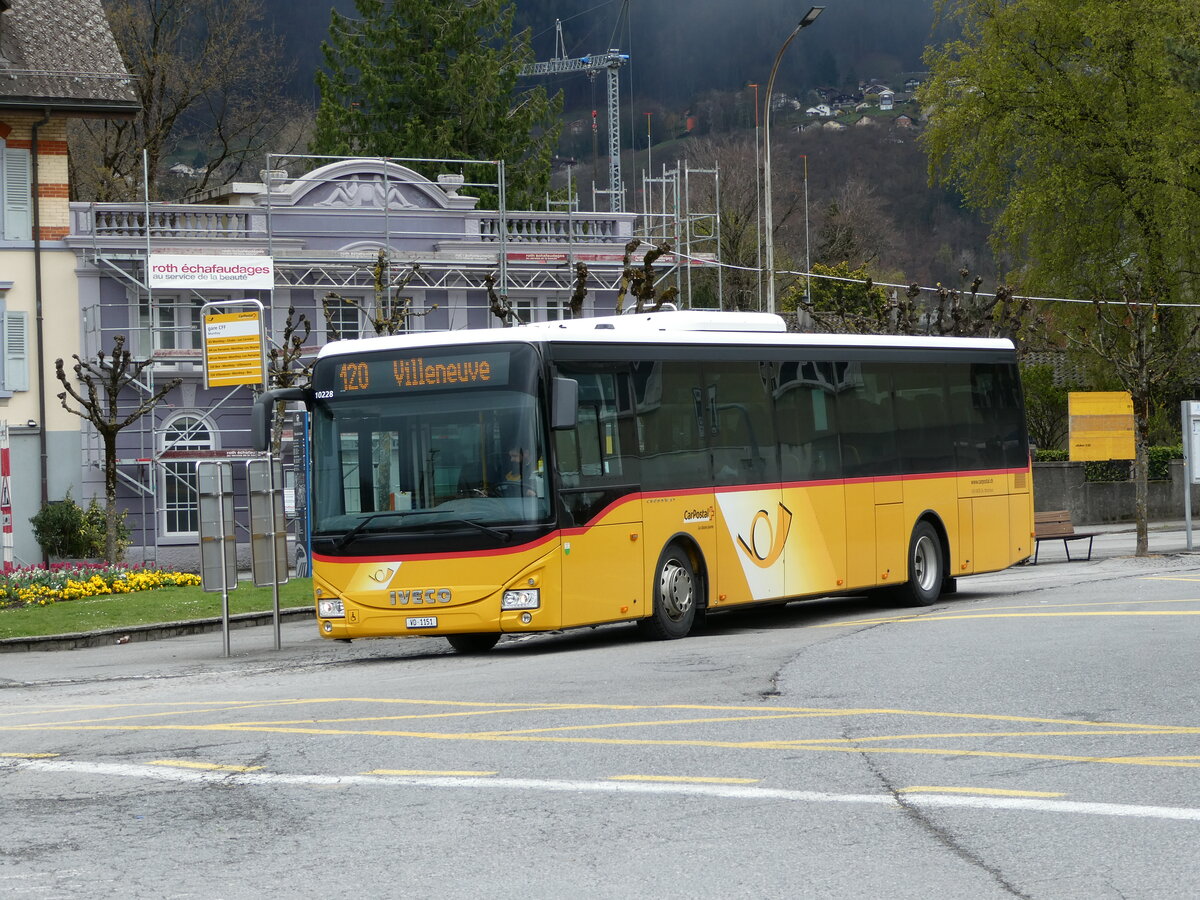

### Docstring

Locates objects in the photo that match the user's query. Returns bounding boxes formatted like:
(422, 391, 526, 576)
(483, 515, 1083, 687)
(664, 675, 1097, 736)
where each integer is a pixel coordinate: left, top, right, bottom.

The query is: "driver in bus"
(504, 446, 544, 498)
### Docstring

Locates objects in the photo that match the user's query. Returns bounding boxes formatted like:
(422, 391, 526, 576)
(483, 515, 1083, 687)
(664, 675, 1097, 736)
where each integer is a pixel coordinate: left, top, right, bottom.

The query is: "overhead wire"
(664, 249, 1200, 309)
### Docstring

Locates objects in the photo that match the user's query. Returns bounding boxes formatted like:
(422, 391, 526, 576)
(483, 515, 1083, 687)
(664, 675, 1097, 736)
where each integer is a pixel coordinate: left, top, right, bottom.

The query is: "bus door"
(553, 364, 644, 628)
(705, 361, 786, 606)
(775, 360, 847, 599)
(838, 362, 904, 590)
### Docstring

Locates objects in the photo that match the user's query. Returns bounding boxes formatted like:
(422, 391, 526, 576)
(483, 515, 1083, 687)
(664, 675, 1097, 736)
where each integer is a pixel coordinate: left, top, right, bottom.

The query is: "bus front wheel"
(639, 543, 699, 640)
(446, 633, 501, 654)
(899, 521, 943, 607)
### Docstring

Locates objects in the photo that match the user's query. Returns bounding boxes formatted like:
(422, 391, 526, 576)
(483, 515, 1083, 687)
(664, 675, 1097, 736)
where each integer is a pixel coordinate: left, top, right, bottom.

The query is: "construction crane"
(520, 19, 628, 213)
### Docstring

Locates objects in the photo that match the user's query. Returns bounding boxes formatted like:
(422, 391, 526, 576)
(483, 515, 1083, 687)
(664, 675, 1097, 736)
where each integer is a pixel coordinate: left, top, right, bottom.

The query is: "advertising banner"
(149, 254, 274, 290)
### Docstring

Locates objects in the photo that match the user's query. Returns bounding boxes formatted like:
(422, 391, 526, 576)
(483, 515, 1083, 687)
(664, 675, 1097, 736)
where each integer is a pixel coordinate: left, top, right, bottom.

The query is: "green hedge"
(1033, 445, 1183, 482)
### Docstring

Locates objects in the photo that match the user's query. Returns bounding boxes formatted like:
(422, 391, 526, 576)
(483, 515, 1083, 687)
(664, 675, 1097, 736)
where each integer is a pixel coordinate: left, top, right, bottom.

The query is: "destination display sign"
(318, 351, 512, 397)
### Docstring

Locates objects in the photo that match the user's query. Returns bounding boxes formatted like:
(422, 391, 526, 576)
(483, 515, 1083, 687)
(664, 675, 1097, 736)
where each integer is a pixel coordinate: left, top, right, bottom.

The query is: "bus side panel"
(781, 483, 846, 599)
(560, 515, 645, 629)
(876, 502, 906, 585)
(642, 492, 718, 611)
(1010, 490, 1034, 562)
(971, 494, 1012, 573)
(957, 498, 976, 575)
(902, 474, 963, 573)
(714, 486, 788, 605)
(844, 481, 877, 590)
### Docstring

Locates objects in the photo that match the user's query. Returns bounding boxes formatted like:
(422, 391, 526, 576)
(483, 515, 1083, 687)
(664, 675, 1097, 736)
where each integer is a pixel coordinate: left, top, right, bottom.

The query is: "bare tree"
(796, 268, 1039, 345)
(615, 240, 679, 314)
(814, 178, 898, 270)
(265, 305, 312, 455)
(69, 0, 306, 201)
(54, 336, 181, 563)
(323, 251, 432, 339)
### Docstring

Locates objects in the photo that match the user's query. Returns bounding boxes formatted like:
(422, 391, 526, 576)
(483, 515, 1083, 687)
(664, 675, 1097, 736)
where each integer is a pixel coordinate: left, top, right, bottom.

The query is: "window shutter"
(2, 148, 32, 241)
(4, 311, 28, 391)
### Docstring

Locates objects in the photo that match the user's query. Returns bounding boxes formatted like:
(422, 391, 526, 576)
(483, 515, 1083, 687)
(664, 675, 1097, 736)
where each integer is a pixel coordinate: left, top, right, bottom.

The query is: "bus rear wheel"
(446, 633, 501, 654)
(898, 520, 944, 607)
(638, 543, 699, 640)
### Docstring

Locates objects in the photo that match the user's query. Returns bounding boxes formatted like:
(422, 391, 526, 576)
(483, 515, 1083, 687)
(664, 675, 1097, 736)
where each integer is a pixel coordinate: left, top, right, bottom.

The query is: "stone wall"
(1033, 460, 1200, 524)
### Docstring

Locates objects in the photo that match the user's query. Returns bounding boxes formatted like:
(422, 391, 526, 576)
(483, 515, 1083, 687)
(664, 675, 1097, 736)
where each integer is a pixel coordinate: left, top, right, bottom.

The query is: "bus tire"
(446, 633, 501, 654)
(639, 542, 699, 640)
(898, 520, 943, 607)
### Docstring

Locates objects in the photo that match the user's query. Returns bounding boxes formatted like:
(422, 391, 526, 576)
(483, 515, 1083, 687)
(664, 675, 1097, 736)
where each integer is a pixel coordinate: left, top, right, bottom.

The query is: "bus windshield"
(309, 344, 550, 545)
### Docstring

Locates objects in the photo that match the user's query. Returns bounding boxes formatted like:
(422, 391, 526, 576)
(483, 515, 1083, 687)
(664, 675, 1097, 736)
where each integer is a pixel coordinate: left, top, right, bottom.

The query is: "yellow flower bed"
(0, 564, 201, 610)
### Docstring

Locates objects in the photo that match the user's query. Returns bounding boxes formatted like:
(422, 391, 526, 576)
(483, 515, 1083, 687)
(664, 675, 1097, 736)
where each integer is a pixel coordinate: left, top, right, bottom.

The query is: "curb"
(0, 606, 315, 653)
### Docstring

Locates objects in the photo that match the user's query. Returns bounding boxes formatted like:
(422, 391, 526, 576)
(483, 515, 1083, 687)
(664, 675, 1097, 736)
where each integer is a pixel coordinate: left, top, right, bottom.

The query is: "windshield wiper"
(434, 518, 511, 542)
(334, 511, 414, 551)
(332, 511, 512, 550)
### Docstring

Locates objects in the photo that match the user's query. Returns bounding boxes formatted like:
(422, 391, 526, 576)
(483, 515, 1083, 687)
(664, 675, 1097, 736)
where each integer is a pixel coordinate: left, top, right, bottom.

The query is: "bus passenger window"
(775, 360, 841, 482)
(553, 366, 639, 489)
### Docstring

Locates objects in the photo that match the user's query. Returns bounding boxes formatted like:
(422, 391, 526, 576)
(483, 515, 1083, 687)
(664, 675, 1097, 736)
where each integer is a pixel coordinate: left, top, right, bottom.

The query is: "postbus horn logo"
(736, 503, 793, 569)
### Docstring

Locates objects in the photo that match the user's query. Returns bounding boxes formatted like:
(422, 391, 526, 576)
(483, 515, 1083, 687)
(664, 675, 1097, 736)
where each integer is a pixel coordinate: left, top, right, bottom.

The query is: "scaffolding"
(71, 154, 649, 563)
(642, 160, 724, 309)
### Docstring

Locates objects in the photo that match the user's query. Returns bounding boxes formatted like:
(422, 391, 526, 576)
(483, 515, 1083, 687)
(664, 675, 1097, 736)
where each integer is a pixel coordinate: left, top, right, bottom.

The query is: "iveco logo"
(389, 588, 452, 606)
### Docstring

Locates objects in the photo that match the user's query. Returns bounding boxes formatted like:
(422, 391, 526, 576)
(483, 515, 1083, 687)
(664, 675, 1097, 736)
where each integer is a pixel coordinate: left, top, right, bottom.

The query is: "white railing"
(74, 204, 634, 244)
(79, 204, 255, 239)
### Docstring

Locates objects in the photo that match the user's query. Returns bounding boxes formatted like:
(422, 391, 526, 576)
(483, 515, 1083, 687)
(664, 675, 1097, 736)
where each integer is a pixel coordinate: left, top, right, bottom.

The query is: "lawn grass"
(0, 578, 314, 639)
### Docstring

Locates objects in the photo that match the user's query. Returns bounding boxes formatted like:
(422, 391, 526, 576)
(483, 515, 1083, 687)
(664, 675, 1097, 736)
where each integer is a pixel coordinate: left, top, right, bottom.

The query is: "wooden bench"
(1032, 510, 1099, 563)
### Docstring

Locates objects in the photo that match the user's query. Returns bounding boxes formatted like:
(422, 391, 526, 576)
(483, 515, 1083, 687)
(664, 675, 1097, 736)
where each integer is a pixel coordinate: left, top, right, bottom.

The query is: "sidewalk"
(3, 520, 1200, 658)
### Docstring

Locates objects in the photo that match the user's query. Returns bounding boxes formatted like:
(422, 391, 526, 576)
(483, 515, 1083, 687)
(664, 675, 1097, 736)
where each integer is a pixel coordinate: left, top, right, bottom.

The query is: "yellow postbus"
(255, 310, 1034, 653)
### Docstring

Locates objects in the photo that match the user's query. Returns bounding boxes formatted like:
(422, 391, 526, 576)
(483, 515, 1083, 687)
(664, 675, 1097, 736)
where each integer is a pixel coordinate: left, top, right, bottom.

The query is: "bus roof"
(316, 309, 1016, 359)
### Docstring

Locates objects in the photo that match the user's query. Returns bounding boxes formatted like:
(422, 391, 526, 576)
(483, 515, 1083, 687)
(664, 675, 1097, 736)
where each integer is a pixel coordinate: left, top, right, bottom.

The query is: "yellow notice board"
(203, 310, 265, 388)
(1068, 391, 1135, 461)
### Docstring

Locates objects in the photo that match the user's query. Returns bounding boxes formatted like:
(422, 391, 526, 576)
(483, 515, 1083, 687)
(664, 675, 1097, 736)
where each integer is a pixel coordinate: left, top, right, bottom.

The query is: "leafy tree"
(70, 0, 305, 201)
(54, 337, 181, 563)
(921, 0, 1200, 554)
(1020, 363, 1073, 452)
(313, 0, 561, 208)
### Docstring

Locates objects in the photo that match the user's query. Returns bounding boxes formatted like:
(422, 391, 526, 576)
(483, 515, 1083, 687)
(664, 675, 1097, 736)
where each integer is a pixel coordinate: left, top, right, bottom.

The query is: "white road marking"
(5, 757, 1200, 823)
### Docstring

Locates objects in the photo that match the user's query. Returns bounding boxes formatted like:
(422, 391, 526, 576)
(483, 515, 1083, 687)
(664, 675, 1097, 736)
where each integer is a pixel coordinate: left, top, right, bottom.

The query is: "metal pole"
(763, 7, 824, 315)
(749, 83, 763, 311)
(1185, 400, 1194, 551)
(804, 154, 812, 316)
(217, 467, 230, 658)
(268, 452, 281, 650)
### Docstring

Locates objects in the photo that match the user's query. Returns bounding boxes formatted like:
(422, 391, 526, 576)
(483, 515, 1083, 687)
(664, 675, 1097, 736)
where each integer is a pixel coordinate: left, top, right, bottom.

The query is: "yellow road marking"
(0, 725, 1185, 769)
(467, 711, 848, 737)
(610, 775, 759, 784)
(147, 760, 264, 772)
(366, 769, 496, 777)
(0, 752, 58, 758)
(900, 786, 1065, 798)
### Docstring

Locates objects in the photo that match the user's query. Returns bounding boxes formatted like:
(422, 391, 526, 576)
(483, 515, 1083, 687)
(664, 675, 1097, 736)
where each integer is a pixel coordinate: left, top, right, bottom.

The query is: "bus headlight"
(502, 588, 540, 610)
(318, 598, 346, 618)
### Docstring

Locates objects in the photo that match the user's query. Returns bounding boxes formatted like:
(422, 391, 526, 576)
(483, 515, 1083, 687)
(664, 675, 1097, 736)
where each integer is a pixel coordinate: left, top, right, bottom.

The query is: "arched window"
(160, 414, 215, 537)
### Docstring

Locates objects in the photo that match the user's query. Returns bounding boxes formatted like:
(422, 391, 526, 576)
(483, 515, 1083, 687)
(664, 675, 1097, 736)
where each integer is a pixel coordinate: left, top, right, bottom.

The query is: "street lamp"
(747, 82, 763, 311)
(763, 5, 824, 316)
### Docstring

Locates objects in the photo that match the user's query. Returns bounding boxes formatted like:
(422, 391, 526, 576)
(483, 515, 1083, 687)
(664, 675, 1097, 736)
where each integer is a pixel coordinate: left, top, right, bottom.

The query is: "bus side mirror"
(550, 377, 578, 431)
(252, 387, 311, 451)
